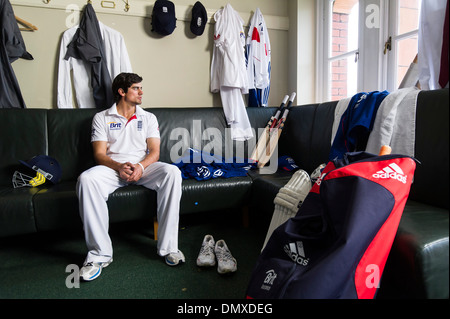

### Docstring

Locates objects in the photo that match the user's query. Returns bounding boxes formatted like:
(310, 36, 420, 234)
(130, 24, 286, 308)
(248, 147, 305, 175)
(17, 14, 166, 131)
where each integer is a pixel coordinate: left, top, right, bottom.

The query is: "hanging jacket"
(58, 21, 131, 109)
(0, 0, 33, 108)
(63, 3, 117, 109)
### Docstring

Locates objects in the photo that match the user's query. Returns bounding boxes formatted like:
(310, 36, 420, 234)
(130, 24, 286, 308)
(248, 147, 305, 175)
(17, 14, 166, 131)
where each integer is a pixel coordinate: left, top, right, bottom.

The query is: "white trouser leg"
(137, 162, 182, 256)
(220, 87, 254, 141)
(76, 165, 124, 264)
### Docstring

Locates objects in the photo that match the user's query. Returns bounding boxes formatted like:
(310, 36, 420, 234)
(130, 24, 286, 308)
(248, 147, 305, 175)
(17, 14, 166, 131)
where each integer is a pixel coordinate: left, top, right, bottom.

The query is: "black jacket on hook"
(0, 0, 33, 109)
(64, 3, 113, 109)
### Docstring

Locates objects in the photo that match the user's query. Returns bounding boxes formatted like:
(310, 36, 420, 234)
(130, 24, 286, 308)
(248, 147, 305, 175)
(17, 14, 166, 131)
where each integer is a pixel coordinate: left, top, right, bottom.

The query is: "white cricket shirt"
(91, 104, 160, 164)
(210, 4, 248, 94)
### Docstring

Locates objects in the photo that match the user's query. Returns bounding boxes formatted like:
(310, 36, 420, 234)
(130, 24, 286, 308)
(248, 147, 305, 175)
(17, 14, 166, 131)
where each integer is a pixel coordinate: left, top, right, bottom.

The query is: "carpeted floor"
(0, 211, 266, 299)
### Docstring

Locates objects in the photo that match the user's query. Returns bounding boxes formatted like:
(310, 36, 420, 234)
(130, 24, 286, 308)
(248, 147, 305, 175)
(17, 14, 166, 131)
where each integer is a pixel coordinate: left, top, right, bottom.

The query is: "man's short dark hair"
(112, 73, 143, 103)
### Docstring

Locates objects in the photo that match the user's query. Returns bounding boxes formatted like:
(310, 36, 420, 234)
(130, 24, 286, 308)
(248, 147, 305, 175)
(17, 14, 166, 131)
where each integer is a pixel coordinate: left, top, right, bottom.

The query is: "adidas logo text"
(284, 241, 309, 266)
(372, 163, 407, 184)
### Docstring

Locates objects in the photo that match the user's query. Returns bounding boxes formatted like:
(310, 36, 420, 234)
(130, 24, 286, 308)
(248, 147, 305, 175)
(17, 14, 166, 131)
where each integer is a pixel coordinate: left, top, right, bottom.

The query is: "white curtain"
(418, 0, 449, 90)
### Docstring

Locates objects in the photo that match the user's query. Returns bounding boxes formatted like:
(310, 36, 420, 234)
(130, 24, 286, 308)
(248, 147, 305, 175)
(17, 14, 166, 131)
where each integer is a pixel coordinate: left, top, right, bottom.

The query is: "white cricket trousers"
(76, 162, 182, 263)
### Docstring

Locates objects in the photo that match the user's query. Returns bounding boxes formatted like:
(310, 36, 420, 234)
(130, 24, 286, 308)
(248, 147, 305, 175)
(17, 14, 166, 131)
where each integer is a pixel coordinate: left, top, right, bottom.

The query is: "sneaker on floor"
(165, 250, 186, 266)
(197, 235, 216, 267)
(215, 239, 237, 274)
(80, 259, 112, 281)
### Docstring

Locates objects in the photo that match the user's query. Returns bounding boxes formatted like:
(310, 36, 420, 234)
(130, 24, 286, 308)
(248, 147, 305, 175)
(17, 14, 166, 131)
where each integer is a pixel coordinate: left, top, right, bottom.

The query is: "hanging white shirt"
(246, 8, 271, 90)
(211, 4, 248, 94)
(57, 22, 132, 108)
(211, 4, 253, 141)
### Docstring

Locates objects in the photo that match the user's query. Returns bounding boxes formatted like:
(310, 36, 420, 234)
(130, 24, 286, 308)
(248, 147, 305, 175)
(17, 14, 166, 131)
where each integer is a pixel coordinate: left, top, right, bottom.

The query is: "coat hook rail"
(101, 1, 116, 9)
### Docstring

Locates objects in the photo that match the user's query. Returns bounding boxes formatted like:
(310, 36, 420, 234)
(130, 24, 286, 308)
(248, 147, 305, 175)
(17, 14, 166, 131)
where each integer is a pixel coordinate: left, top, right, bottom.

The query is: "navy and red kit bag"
(246, 151, 417, 299)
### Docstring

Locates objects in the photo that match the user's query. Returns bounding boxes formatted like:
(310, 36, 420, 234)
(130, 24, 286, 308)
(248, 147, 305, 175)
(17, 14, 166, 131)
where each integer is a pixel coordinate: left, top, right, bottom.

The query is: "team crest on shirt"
(108, 122, 122, 130)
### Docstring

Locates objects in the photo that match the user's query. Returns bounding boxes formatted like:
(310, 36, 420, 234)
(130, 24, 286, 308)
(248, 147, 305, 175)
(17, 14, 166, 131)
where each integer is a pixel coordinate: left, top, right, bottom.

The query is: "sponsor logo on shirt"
(108, 122, 122, 130)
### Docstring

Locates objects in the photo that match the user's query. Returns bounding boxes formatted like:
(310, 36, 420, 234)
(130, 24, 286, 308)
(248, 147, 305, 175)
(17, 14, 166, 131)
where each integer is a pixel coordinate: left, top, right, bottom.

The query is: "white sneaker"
(79, 259, 112, 281)
(165, 250, 186, 266)
(215, 240, 237, 274)
(197, 235, 216, 267)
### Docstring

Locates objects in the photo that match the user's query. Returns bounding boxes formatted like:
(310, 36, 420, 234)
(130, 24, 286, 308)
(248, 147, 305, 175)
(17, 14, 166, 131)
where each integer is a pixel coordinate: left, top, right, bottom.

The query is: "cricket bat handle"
(379, 145, 392, 156)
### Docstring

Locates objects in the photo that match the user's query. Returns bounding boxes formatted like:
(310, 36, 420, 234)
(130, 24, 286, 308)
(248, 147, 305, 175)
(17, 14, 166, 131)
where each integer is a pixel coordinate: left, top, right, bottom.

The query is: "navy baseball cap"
(278, 155, 299, 171)
(152, 0, 176, 36)
(190, 1, 207, 36)
(19, 155, 62, 184)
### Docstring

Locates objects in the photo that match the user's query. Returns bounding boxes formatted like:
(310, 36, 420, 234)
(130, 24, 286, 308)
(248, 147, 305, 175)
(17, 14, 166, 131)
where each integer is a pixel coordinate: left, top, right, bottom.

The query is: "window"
(317, 0, 422, 102)
(329, 0, 359, 101)
(385, 0, 421, 90)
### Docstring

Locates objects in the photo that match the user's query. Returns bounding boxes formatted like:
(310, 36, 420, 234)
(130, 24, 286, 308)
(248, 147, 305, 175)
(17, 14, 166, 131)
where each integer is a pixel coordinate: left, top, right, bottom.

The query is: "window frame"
(316, 0, 420, 102)
(384, 0, 421, 90)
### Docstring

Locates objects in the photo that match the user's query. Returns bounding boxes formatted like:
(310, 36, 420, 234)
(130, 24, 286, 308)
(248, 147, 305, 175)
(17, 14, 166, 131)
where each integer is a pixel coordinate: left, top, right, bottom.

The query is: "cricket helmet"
(12, 155, 62, 188)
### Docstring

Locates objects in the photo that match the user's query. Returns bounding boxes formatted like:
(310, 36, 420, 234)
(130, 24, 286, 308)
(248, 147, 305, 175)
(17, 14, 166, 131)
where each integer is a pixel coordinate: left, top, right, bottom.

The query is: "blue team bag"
(246, 151, 417, 299)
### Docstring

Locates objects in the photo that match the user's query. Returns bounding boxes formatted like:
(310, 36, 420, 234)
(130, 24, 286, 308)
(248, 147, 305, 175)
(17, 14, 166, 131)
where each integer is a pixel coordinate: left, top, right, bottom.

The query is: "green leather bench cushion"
(380, 200, 449, 298)
(279, 103, 335, 174)
(409, 89, 449, 209)
(152, 107, 231, 164)
(180, 176, 252, 214)
(47, 109, 97, 183)
(0, 109, 48, 187)
(32, 183, 157, 232)
(0, 109, 48, 235)
(248, 170, 294, 212)
(0, 187, 37, 236)
(30, 175, 252, 233)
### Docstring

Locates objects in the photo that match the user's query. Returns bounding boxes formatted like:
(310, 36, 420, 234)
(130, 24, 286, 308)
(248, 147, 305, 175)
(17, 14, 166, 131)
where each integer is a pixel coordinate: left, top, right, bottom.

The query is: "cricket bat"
(257, 92, 296, 168)
(250, 95, 289, 163)
(398, 54, 419, 89)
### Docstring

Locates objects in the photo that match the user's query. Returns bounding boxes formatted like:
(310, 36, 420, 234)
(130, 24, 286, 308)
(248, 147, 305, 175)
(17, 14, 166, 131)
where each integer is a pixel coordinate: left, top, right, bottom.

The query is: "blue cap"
(191, 1, 207, 36)
(152, 0, 177, 36)
(278, 155, 299, 171)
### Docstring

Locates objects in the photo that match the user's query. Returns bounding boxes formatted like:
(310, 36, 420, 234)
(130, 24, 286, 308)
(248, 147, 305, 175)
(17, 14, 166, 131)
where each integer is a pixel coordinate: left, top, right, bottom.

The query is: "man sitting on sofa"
(76, 72, 184, 281)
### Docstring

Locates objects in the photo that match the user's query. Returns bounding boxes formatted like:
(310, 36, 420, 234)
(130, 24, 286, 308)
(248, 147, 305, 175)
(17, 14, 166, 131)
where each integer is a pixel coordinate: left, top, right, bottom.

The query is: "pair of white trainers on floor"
(196, 235, 237, 274)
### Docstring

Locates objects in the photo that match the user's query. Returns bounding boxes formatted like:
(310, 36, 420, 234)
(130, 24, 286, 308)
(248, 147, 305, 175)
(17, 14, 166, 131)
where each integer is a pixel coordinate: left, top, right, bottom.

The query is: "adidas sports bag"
(246, 151, 417, 299)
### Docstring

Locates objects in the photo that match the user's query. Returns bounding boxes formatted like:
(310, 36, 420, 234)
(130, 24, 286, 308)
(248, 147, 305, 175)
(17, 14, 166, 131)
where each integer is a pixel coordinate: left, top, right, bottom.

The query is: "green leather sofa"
(0, 89, 448, 298)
